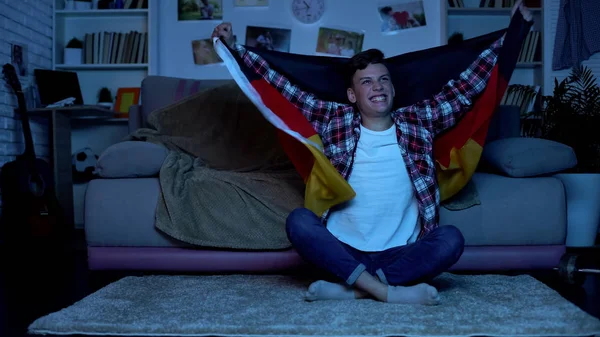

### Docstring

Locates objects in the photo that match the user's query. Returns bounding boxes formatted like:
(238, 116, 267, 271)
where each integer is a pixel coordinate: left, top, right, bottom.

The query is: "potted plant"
(510, 65, 600, 247)
(448, 32, 464, 45)
(97, 87, 113, 109)
(64, 37, 83, 64)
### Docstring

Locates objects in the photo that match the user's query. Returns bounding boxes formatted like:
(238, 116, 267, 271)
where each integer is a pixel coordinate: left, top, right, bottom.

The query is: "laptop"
(34, 69, 85, 107)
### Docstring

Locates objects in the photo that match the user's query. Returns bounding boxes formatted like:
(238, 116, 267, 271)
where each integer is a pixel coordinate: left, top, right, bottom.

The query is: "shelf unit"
(51, 0, 159, 229)
(446, 0, 544, 91)
(52, 0, 158, 105)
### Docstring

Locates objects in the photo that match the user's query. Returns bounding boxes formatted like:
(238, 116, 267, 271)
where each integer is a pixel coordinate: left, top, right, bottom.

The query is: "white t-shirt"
(326, 124, 421, 252)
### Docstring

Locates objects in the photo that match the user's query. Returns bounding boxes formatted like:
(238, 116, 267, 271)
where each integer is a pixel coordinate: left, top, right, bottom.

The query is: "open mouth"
(370, 94, 387, 103)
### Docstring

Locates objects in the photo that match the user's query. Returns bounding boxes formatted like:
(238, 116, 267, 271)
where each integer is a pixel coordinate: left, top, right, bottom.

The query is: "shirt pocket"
(407, 128, 434, 177)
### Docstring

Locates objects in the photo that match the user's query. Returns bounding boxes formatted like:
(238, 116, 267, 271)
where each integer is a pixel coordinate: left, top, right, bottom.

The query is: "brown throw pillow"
(146, 82, 290, 171)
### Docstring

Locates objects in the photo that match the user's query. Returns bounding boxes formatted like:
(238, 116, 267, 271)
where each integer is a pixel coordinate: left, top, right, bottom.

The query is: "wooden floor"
(1, 230, 599, 337)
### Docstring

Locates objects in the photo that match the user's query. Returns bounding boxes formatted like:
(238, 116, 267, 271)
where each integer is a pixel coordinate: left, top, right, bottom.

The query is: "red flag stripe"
(434, 64, 508, 167)
(252, 79, 318, 140)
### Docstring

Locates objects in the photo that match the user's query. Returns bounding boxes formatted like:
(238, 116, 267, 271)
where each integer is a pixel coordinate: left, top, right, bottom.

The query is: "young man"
(212, 0, 532, 306)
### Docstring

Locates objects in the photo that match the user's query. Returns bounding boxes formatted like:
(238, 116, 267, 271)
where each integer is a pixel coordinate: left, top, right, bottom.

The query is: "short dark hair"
(345, 48, 385, 88)
(380, 6, 393, 15)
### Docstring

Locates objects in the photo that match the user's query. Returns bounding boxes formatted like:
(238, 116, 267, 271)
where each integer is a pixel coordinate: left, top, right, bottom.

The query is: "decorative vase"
(554, 173, 600, 247)
(64, 48, 83, 64)
(74, 1, 92, 10)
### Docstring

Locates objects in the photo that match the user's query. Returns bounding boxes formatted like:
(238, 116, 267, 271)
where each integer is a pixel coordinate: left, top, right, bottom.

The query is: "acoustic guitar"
(1, 64, 64, 244)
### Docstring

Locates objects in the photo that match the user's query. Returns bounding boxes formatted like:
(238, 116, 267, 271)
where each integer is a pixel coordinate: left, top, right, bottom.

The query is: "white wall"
(0, 1, 53, 215)
(157, 0, 445, 79)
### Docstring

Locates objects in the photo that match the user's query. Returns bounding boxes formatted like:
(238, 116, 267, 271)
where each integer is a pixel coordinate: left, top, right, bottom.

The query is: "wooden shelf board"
(54, 64, 149, 70)
(448, 7, 542, 15)
(516, 62, 543, 68)
(55, 9, 148, 17)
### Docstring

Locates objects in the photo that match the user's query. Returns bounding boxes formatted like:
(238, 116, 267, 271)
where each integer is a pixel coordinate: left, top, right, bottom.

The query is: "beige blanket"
(128, 83, 304, 250)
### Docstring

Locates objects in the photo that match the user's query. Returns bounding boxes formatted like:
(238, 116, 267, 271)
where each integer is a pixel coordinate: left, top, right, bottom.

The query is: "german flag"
(434, 12, 532, 200)
(213, 13, 531, 216)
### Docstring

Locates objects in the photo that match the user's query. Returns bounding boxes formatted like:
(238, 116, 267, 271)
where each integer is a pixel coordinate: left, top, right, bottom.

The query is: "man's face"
(347, 63, 395, 117)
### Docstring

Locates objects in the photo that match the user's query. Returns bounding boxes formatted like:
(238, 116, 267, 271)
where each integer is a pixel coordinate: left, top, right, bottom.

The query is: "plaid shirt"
(234, 37, 503, 239)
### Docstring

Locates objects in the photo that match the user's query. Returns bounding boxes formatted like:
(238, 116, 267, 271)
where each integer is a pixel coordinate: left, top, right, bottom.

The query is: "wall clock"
(291, 0, 325, 24)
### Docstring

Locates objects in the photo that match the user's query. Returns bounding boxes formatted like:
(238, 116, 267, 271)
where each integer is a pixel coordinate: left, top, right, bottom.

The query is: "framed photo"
(191, 38, 222, 65)
(316, 27, 364, 58)
(114, 87, 141, 117)
(10, 43, 27, 76)
(178, 0, 223, 21)
(378, 1, 427, 34)
(245, 26, 291, 53)
(234, 0, 268, 6)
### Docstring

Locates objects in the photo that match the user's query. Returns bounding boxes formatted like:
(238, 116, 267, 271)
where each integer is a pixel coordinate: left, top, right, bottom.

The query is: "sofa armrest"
(95, 141, 168, 178)
(128, 104, 143, 133)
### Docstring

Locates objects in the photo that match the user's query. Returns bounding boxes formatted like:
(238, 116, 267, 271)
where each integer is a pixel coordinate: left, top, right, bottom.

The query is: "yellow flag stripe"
(437, 138, 483, 201)
(303, 135, 355, 217)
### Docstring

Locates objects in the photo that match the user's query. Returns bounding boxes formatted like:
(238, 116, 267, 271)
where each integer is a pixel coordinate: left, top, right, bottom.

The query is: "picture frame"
(245, 25, 292, 53)
(192, 38, 223, 65)
(178, 0, 223, 21)
(10, 42, 28, 76)
(315, 27, 365, 58)
(114, 87, 141, 118)
(234, 0, 268, 6)
(378, 0, 427, 34)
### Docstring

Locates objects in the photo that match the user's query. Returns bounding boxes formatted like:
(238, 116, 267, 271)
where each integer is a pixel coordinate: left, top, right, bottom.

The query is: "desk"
(30, 106, 128, 227)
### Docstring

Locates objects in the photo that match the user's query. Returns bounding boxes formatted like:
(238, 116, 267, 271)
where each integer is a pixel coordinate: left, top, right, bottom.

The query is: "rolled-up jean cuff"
(375, 268, 389, 285)
(346, 263, 366, 286)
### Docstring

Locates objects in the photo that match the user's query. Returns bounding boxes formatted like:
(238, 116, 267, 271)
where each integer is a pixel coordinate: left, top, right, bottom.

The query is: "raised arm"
(406, 36, 504, 136)
(212, 23, 340, 133)
(407, 1, 532, 136)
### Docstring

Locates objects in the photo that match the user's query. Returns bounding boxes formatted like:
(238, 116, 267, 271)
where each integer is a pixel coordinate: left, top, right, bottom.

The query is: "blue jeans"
(286, 208, 465, 287)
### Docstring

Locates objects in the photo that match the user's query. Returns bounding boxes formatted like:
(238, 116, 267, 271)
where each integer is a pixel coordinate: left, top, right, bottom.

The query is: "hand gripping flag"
(214, 13, 532, 217)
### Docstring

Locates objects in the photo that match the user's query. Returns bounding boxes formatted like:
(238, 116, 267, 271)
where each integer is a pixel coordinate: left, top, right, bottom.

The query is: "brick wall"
(0, 0, 53, 215)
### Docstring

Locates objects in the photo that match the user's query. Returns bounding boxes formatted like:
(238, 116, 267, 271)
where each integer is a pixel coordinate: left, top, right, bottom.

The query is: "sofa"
(84, 75, 574, 273)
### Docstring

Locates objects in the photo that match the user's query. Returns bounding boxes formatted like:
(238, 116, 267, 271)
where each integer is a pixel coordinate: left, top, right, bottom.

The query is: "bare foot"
(303, 280, 368, 301)
(385, 283, 440, 305)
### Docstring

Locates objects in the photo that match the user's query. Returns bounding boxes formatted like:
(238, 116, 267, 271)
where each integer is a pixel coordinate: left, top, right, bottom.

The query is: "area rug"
(28, 273, 600, 337)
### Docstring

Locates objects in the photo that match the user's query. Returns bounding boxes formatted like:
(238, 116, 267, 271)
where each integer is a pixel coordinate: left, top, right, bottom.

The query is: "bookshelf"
(52, 0, 158, 105)
(51, 0, 159, 229)
(446, 0, 544, 121)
